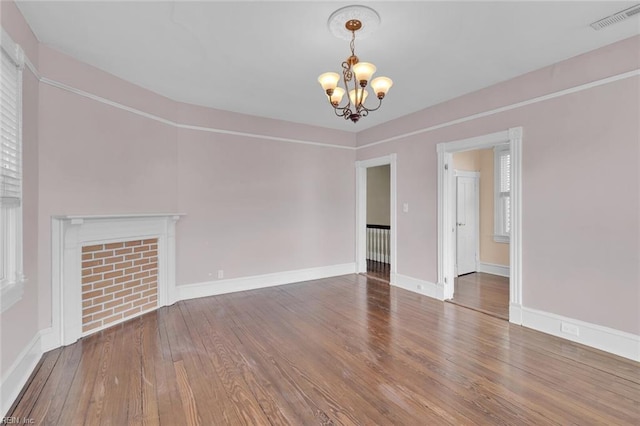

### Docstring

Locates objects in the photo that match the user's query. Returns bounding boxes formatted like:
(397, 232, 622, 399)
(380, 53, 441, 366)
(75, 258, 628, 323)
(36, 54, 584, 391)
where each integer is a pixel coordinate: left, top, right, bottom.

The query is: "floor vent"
(590, 4, 640, 30)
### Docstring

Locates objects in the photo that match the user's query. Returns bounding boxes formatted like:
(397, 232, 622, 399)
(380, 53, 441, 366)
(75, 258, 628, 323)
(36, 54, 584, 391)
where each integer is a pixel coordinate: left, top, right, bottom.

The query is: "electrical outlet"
(217, 270, 224, 279)
(561, 322, 579, 336)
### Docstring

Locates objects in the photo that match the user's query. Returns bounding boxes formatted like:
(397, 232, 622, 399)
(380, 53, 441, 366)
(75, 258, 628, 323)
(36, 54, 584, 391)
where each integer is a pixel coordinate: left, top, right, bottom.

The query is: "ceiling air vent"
(590, 4, 640, 30)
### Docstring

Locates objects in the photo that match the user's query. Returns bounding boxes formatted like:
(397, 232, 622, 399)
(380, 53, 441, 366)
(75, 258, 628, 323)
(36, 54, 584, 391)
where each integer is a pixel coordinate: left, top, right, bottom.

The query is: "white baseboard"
(39, 327, 57, 353)
(5, 266, 637, 418)
(389, 277, 638, 362)
(521, 307, 640, 362)
(509, 303, 523, 325)
(477, 262, 510, 277)
(178, 263, 356, 301)
(392, 274, 443, 300)
(0, 330, 46, 416)
(1, 263, 355, 414)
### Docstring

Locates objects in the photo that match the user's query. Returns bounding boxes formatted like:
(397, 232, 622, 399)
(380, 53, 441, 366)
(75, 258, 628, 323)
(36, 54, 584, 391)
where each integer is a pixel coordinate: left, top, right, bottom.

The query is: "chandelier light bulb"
(352, 62, 376, 84)
(318, 72, 340, 92)
(349, 88, 368, 106)
(370, 76, 393, 98)
(329, 87, 346, 106)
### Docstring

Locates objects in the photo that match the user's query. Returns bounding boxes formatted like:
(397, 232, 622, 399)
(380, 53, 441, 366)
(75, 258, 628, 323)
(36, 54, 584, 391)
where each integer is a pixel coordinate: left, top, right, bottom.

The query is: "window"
(494, 144, 510, 243)
(1, 35, 25, 313)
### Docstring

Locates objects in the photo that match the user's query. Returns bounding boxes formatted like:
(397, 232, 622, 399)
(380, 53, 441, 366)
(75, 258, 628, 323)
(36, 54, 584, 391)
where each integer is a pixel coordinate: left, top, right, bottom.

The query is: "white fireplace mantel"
(51, 213, 183, 346)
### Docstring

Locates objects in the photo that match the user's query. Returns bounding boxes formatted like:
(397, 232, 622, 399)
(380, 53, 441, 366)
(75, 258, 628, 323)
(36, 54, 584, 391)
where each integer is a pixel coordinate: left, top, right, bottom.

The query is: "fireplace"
(81, 238, 159, 334)
(52, 214, 181, 346)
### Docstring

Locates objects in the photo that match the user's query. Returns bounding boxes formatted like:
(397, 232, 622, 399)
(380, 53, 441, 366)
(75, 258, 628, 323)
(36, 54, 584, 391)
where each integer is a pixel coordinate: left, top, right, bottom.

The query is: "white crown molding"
(175, 122, 354, 150)
(0, 21, 355, 152)
(7, 25, 637, 154)
(357, 68, 640, 150)
(38, 75, 355, 151)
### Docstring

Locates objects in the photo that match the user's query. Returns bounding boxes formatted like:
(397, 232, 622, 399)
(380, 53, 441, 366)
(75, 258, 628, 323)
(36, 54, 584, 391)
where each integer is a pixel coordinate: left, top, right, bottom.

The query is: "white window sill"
(493, 235, 510, 244)
(1, 279, 25, 313)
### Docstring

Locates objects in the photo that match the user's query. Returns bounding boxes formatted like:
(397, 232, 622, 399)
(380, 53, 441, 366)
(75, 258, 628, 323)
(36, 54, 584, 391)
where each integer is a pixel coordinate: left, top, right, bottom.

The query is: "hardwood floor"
(365, 260, 390, 282)
(451, 272, 509, 320)
(8, 274, 639, 425)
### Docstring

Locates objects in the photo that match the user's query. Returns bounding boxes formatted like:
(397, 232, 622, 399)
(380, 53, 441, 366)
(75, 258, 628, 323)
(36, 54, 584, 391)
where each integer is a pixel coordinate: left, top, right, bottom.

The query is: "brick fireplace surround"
(51, 214, 181, 346)
(81, 239, 159, 334)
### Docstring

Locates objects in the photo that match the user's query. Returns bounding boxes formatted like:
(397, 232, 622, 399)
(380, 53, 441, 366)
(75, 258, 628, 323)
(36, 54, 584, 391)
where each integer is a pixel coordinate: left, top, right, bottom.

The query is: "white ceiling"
(15, 1, 640, 132)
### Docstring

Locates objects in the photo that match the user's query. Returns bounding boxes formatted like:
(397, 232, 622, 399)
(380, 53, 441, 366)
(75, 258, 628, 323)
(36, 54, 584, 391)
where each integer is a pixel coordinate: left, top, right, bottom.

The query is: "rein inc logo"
(1, 418, 34, 424)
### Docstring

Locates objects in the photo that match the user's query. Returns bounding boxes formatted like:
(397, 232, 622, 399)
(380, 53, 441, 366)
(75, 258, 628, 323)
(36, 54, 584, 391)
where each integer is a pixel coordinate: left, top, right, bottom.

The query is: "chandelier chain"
(350, 30, 356, 57)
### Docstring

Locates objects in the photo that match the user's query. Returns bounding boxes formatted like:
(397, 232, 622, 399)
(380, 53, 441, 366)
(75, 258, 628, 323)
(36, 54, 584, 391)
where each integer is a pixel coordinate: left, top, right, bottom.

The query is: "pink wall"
(2, 2, 638, 390)
(0, 1, 40, 379)
(36, 79, 179, 331)
(357, 36, 640, 335)
(3, 1, 357, 384)
(32, 47, 358, 335)
(176, 128, 355, 284)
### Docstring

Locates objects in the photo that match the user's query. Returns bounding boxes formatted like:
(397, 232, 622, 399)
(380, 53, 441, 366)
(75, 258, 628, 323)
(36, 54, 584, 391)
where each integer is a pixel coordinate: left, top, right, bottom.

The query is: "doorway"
(449, 148, 511, 319)
(356, 155, 397, 284)
(437, 128, 523, 324)
(366, 165, 391, 282)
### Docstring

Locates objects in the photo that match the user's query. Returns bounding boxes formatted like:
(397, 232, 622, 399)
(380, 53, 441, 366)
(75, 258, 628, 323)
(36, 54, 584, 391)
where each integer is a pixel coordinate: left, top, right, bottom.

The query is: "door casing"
(437, 128, 523, 324)
(355, 154, 397, 281)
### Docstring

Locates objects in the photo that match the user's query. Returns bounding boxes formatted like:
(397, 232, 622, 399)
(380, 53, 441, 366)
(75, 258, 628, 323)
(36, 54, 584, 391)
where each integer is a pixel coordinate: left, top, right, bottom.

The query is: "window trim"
(493, 144, 510, 244)
(1, 29, 26, 313)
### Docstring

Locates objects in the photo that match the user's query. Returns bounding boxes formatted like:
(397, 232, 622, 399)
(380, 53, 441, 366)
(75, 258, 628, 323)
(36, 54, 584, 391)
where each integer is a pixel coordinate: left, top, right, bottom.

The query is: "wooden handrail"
(366, 224, 390, 230)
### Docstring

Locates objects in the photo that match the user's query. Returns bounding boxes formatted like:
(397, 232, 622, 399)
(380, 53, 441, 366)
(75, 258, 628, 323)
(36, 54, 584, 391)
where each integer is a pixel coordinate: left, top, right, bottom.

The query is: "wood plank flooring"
(365, 260, 390, 282)
(8, 274, 640, 425)
(451, 272, 509, 320)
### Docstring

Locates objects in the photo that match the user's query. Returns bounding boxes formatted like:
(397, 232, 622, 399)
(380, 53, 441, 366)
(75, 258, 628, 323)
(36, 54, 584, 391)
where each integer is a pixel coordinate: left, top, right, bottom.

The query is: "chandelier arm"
(333, 106, 349, 118)
(329, 97, 354, 113)
(353, 71, 362, 112)
(360, 97, 384, 113)
(336, 106, 353, 121)
(341, 61, 353, 112)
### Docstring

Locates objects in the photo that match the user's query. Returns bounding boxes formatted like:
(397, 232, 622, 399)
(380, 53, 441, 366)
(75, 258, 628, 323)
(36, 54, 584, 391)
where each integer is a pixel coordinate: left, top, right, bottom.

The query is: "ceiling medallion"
(318, 5, 392, 123)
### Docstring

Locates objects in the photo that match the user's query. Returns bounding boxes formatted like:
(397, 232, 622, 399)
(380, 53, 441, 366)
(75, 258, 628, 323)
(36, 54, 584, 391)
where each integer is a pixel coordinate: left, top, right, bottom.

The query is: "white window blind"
(499, 149, 511, 234)
(494, 145, 510, 242)
(1, 49, 21, 206)
(0, 37, 25, 312)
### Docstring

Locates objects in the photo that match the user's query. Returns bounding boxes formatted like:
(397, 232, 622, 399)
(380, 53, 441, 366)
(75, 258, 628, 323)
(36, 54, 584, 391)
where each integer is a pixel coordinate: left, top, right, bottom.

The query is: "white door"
(456, 175, 478, 275)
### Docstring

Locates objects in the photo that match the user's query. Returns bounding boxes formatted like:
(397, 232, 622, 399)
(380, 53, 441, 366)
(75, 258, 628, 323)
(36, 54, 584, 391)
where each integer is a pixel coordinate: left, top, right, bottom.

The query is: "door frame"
(454, 170, 480, 278)
(355, 154, 397, 282)
(437, 128, 523, 324)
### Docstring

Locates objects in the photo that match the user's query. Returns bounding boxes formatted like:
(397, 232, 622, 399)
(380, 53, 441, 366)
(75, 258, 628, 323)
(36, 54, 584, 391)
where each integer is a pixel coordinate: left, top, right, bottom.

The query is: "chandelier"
(317, 6, 393, 123)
